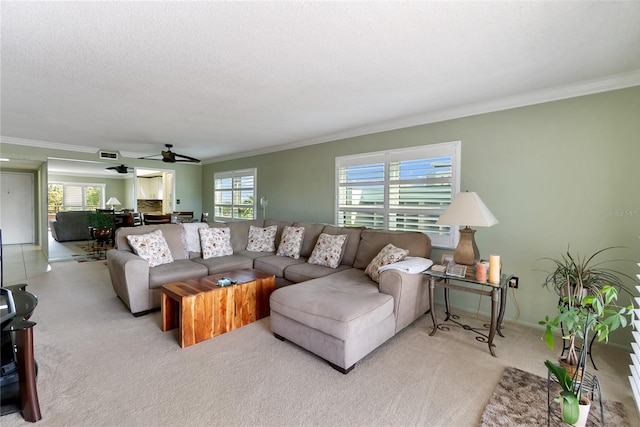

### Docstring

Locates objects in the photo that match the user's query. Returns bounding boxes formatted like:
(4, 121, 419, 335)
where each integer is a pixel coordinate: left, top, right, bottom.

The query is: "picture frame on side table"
(446, 263, 467, 278)
(441, 253, 454, 265)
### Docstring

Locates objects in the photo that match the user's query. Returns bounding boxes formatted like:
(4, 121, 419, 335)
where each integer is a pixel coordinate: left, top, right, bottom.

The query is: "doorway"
(135, 168, 175, 215)
(0, 172, 35, 244)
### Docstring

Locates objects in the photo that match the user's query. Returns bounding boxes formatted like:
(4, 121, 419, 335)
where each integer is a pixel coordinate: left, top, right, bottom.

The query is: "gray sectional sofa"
(107, 218, 432, 373)
(49, 211, 93, 242)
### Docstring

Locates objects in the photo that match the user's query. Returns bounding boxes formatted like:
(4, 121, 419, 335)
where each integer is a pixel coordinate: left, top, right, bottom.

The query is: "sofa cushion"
(233, 249, 275, 261)
(283, 262, 352, 283)
(246, 225, 277, 252)
(126, 229, 174, 267)
(148, 259, 209, 288)
(199, 227, 233, 259)
(307, 233, 348, 268)
(276, 226, 305, 259)
(225, 219, 265, 252)
(364, 244, 409, 283)
(353, 230, 430, 270)
(191, 254, 254, 275)
(321, 226, 363, 266)
(269, 269, 393, 341)
(254, 254, 306, 278)
(115, 224, 188, 260)
(292, 222, 327, 257)
(264, 219, 293, 249)
(182, 222, 209, 258)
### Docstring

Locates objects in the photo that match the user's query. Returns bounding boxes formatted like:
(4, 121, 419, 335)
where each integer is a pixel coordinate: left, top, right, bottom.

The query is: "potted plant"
(537, 246, 633, 368)
(544, 359, 590, 426)
(540, 285, 632, 425)
(88, 211, 114, 239)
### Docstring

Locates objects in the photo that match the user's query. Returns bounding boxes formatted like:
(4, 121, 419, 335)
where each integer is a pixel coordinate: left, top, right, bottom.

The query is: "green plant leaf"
(559, 391, 580, 425)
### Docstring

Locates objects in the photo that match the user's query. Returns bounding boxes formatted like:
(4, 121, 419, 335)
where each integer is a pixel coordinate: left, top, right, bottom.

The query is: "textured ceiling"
(2, 1, 640, 164)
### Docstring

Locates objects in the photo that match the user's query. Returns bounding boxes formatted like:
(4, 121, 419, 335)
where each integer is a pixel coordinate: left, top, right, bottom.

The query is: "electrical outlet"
(509, 277, 519, 289)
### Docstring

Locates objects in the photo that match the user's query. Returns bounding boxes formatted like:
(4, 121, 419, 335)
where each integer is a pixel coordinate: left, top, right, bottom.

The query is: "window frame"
(213, 168, 257, 222)
(335, 141, 461, 249)
(48, 181, 106, 212)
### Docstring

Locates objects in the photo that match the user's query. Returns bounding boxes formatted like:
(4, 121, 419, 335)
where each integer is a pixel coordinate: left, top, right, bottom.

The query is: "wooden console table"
(160, 269, 275, 348)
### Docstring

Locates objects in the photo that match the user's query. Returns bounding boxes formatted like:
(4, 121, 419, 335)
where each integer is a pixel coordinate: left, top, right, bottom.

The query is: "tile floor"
(2, 243, 50, 286)
(2, 229, 114, 286)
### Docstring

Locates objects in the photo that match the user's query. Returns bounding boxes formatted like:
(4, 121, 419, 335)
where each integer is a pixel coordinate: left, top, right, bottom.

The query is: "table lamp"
(436, 191, 498, 266)
(106, 197, 121, 211)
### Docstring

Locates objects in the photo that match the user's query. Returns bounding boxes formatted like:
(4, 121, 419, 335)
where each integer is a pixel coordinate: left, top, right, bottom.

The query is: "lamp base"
(453, 227, 479, 266)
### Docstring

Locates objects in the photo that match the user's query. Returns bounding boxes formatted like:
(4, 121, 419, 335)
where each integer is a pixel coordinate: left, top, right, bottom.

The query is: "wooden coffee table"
(160, 268, 275, 348)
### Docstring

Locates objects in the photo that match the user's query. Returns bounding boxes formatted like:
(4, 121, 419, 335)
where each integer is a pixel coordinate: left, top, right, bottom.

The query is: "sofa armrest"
(378, 270, 430, 333)
(106, 249, 151, 315)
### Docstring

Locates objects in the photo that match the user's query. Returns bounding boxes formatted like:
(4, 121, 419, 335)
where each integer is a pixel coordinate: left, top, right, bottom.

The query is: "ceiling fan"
(139, 144, 201, 163)
(106, 164, 132, 174)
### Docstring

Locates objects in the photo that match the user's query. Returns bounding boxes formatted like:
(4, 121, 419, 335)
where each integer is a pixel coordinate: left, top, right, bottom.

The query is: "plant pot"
(559, 357, 583, 382)
(560, 396, 591, 427)
(92, 228, 111, 240)
(574, 397, 591, 427)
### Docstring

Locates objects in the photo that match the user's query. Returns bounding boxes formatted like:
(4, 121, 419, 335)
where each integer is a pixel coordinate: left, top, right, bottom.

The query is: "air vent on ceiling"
(99, 150, 119, 160)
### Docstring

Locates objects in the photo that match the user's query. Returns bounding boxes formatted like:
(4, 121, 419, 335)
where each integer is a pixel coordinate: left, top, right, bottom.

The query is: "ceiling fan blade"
(138, 154, 162, 160)
(173, 153, 201, 163)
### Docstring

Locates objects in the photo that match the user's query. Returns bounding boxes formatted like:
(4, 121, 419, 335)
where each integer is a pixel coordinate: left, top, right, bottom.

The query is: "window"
(214, 168, 257, 221)
(48, 182, 105, 216)
(336, 142, 460, 248)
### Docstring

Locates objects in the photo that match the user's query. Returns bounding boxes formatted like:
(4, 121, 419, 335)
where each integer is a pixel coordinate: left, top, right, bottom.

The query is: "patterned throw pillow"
(276, 226, 305, 259)
(199, 227, 233, 259)
(364, 243, 409, 283)
(308, 233, 348, 269)
(246, 225, 277, 252)
(126, 229, 174, 268)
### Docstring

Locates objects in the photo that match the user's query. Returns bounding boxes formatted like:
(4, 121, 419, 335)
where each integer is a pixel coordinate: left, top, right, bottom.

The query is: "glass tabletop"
(424, 267, 507, 288)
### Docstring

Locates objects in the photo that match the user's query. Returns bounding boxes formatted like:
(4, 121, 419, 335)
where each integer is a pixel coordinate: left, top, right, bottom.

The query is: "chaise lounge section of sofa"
(107, 218, 432, 372)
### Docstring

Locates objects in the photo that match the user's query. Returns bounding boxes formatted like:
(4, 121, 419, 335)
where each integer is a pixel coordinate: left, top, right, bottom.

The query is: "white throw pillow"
(199, 227, 233, 259)
(276, 226, 305, 259)
(126, 229, 174, 268)
(246, 225, 277, 252)
(181, 222, 209, 256)
(307, 233, 348, 269)
(364, 243, 409, 283)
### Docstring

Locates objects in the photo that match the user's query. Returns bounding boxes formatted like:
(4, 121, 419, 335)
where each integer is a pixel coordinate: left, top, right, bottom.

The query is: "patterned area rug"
(480, 366, 630, 426)
(73, 242, 111, 261)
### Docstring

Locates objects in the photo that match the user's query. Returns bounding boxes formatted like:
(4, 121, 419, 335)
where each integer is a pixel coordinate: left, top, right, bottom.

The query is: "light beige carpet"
(2, 260, 637, 426)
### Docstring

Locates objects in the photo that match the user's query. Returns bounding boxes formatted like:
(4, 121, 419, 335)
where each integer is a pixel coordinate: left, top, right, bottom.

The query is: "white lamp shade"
(436, 192, 498, 227)
(106, 197, 121, 207)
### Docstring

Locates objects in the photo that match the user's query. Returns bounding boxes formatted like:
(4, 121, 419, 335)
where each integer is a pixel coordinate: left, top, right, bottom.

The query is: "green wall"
(203, 86, 640, 348)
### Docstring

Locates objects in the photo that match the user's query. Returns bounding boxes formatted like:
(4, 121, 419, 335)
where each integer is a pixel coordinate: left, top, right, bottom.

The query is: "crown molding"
(205, 70, 640, 163)
(0, 136, 98, 153)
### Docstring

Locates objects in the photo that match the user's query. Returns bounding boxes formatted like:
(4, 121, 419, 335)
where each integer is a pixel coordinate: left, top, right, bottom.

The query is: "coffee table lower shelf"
(160, 269, 275, 348)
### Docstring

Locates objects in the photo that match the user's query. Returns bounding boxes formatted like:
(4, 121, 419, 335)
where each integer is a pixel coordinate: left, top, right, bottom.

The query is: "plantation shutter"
(336, 142, 460, 248)
(63, 185, 83, 210)
(214, 169, 256, 221)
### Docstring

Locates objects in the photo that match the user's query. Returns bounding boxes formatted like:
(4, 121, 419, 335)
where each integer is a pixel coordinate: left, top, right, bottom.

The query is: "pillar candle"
(476, 262, 488, 282)
(489, 255, 501, 284)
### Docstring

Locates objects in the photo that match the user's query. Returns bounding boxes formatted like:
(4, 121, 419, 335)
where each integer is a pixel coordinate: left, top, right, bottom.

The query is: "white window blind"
(629, 250, 640, 415)
(336, 142, 460, 248)
(63, 185, 83, 210)
(55, 183, 105, 211)
(214, 168, 256, 221)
